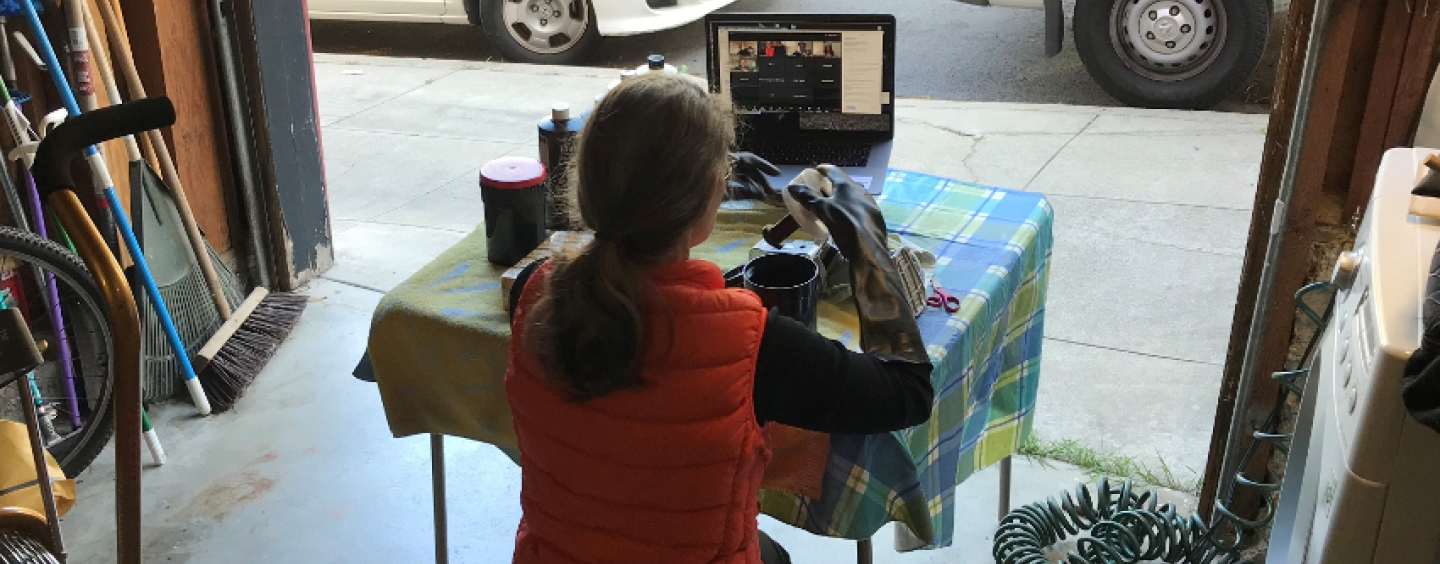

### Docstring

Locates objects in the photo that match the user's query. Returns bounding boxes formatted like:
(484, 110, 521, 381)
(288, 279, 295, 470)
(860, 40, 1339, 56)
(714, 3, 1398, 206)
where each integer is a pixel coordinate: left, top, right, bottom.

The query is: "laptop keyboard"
(745, 141, 871, 167)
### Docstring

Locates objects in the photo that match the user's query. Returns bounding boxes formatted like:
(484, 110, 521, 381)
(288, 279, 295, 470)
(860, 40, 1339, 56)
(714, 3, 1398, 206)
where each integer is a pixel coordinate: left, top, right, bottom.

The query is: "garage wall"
(119, 0, 238, 255)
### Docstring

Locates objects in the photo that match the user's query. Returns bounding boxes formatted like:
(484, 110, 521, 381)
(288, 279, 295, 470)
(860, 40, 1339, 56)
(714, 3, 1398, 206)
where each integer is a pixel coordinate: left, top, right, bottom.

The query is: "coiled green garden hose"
(995, 282, 1335, 564)
(993, 477, 1245, 564)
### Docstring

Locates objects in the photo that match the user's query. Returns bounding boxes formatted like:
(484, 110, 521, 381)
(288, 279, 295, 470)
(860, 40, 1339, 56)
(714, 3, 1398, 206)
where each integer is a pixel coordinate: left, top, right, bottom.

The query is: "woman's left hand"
(726, 152, 781, 202)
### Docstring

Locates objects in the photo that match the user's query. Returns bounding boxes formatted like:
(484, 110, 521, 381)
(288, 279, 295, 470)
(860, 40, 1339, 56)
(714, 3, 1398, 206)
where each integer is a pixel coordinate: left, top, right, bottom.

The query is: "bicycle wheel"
(0, 226, 113, 478)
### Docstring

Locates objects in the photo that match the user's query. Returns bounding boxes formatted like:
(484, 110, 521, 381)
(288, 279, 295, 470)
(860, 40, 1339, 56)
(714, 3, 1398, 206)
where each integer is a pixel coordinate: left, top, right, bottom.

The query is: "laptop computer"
(704, 13, 897, 196)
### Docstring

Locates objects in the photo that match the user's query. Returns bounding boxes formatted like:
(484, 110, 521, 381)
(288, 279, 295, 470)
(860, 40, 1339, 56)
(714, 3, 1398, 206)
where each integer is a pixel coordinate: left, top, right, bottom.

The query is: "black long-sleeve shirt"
(510, 261, 934, 435)
(753, 309, 933, 433)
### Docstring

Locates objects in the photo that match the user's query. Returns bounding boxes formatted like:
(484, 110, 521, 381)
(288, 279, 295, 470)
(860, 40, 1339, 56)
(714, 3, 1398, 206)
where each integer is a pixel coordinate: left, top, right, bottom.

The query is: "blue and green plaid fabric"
(366, 169, 1052, 552)
(757, 170, 1052, 549)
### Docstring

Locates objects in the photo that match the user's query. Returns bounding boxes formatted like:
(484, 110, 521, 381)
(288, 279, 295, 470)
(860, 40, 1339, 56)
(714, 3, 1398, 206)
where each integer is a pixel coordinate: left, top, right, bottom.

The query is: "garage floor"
(56, 55, 1263, 562)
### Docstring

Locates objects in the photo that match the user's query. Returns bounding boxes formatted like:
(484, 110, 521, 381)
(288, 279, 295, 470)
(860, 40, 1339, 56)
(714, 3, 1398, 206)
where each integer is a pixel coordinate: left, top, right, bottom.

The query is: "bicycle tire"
(0, 226, 113, 478)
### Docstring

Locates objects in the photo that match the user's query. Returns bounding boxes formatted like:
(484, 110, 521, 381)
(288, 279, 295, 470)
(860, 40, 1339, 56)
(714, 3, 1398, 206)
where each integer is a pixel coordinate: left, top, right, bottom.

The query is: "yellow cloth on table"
(367, 202, 854, 465)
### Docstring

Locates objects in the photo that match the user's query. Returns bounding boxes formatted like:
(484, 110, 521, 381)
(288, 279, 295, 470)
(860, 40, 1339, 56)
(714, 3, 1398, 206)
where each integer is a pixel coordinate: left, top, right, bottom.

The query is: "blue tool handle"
(102, 188, 210, 413)
(101, 188, 190, 375)
(21, 0, 210, 414)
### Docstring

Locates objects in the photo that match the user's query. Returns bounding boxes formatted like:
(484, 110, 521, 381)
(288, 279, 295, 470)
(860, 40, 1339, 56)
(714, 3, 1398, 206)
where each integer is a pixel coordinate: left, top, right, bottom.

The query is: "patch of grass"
(1019, 435, 1202, 494)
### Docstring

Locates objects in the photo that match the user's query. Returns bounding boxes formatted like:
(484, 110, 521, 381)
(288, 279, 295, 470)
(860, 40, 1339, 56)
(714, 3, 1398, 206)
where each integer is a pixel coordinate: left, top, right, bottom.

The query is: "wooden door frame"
(1200, 0, 1440, 520)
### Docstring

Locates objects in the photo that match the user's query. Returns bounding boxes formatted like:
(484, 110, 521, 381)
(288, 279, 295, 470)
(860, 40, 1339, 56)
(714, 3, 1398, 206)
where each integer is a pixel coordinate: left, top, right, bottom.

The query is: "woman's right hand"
(784, 165, 886, 263)
(786, 166, 927, 364)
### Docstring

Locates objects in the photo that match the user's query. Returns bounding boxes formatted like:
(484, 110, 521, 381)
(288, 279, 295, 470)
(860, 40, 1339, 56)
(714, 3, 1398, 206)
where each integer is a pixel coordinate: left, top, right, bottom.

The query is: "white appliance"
(1268, 147, 1440, 564)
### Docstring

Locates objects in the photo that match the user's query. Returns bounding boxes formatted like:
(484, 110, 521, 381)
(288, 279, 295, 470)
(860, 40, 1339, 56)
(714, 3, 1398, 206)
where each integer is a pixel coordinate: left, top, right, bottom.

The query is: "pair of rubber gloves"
(730, 152, 927, 364)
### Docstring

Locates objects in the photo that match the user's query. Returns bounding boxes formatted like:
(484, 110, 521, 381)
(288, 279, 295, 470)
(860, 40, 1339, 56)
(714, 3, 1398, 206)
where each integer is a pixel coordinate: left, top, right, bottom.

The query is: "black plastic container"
(479, 156, 547, 266)
(743, 253, 819, 329)
(538, 103, 584, 229)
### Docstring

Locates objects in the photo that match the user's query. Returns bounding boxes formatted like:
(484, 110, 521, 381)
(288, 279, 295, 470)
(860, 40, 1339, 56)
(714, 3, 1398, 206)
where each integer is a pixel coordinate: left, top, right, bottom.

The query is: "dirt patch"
(186, 451, 281, 522)
(190, 469, 276, 523)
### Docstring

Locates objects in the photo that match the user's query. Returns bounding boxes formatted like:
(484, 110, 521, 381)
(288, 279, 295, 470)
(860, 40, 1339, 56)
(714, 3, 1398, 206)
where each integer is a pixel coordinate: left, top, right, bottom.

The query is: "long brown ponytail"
(525, 73, 735, 401)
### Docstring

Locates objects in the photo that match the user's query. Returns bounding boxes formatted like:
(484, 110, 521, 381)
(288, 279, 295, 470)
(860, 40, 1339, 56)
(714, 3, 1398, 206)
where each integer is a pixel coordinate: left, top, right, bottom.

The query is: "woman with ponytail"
(505, 73, 934, 564)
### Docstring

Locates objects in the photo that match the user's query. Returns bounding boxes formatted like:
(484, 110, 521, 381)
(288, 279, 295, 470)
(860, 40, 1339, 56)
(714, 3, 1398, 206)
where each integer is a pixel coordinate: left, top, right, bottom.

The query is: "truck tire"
(480, 0, 603, 65)
(1073, 0, 1269, 109)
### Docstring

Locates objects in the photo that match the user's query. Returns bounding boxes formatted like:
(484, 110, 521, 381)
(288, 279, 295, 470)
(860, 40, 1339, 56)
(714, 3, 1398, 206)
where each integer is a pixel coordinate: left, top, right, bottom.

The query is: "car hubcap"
(503, 0, 588, 55)
(1111, 0, 1225, 81)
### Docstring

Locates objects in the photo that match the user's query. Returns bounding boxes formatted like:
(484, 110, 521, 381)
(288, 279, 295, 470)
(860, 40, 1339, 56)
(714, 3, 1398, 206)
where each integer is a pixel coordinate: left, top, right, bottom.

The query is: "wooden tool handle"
(193, 287, 268, 371)
(762, 215, 800, 249)
(80, 3, 142, 164)
(92, 0, 235, 319)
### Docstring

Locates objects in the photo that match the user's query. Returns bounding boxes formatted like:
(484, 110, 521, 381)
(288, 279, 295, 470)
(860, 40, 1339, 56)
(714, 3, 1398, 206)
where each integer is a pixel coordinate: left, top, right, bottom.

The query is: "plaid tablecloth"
(364, 170, 1052, 551)
(756, 170, 1052, 549)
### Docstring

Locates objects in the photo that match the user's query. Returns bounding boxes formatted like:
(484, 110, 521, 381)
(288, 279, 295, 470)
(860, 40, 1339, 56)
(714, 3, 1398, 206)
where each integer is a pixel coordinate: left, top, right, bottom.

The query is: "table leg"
(857, 539, 872, 564)
(431, 434, 448, 564)
(998, 455, 1012, 521)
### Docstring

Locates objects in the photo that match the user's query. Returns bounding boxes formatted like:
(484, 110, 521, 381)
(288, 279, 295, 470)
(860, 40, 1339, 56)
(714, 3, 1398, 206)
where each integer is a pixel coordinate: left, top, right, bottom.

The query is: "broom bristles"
(197, 292, 307, 412)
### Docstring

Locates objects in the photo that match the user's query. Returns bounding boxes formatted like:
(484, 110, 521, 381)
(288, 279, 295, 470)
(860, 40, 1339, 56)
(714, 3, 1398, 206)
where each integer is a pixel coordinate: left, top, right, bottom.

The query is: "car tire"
(481, 0, 603, 65)
(1073, 0, 1269, 109)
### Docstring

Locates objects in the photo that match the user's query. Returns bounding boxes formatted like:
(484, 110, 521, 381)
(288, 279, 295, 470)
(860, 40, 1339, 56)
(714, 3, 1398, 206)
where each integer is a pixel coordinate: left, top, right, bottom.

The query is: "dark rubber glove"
(726, 152, 782, 201)
(787, 165, 927, 364)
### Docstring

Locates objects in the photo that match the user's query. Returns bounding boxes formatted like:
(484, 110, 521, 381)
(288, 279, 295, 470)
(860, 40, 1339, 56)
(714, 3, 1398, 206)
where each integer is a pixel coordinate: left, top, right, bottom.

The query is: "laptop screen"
(706, 16, 895, 135)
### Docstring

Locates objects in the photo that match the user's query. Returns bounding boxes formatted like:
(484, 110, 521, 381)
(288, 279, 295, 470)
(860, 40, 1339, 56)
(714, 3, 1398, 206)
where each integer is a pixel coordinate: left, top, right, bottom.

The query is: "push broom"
(91, 0, 305, 412)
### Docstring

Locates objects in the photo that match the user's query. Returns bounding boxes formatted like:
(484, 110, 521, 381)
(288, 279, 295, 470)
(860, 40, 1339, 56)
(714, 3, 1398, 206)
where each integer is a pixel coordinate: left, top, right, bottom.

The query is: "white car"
(308, 0, 739, 65)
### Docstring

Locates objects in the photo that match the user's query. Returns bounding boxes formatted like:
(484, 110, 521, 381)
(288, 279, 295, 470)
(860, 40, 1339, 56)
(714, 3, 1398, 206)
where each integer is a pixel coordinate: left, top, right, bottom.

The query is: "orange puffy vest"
(506, 259, 772, 564)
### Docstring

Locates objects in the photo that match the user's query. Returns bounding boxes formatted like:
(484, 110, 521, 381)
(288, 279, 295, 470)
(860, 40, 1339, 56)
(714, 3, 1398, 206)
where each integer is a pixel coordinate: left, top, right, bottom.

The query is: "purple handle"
(21, 168, 82, 427)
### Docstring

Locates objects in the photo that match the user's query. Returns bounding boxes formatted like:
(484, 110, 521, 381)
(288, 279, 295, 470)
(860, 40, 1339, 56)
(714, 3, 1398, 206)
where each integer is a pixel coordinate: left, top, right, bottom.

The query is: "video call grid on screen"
(717, 27, 885, 117)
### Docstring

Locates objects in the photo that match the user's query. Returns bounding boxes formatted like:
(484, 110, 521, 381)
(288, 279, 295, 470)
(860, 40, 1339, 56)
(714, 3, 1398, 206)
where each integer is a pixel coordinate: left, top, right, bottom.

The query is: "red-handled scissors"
(927, 282, 960, 313)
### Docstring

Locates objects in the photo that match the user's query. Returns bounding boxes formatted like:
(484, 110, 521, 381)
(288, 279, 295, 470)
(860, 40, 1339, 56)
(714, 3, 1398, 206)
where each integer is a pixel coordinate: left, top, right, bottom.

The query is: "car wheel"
(1073, 0, 1269, 109)
(481, 0, 603, 65)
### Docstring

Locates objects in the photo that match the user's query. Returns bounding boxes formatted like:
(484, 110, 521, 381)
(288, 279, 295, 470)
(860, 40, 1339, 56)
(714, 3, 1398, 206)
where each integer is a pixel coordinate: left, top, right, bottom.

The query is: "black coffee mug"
(744, 253, 819, 330)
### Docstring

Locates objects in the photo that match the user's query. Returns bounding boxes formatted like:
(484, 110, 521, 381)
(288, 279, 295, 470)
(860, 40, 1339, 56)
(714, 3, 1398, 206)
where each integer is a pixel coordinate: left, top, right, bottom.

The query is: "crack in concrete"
(325, 68, 462, 128)
(318, 276, 388, 294)
(323, 124, 527, 146)
(960, 136, 983, 181)
(897, 117, 982, 180)
(357, 218, 474, 235)
(897, 116, 985, 139)
(1023, 114, 1099, 191)
(367, 166, 482, 220)
(1070, 129, 1267, 137)
(1062, 225, 1244, 258)
(1044, 191, 1253, 212)
(1044, 336, 1221, 366)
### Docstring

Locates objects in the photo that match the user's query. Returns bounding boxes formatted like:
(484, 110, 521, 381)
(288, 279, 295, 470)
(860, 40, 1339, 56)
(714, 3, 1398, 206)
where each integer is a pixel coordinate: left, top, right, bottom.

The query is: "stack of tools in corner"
(83, 0, 307, 413)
